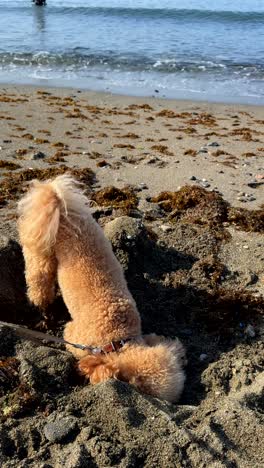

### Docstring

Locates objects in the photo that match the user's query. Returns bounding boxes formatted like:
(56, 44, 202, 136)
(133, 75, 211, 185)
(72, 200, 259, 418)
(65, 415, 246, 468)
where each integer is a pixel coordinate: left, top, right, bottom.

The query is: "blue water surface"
(0, 0, 263, 103)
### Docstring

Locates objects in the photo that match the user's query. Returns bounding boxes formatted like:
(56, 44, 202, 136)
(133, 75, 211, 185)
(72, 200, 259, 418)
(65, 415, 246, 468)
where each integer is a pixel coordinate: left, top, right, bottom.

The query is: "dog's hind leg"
(22, 246, 57, 309)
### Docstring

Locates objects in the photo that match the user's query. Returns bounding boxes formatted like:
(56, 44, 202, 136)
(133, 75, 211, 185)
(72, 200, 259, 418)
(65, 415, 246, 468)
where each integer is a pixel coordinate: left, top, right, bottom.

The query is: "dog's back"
(18, 175, 142, 346)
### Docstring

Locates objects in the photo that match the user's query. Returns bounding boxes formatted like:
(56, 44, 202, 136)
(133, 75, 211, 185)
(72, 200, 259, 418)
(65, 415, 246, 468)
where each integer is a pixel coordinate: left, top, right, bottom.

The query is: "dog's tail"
(18, 174, 88, 253)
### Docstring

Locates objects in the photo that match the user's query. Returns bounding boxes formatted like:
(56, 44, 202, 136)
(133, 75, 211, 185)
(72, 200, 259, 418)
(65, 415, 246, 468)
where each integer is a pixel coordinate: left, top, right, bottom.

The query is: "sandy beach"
(0, 85, 263, 467)
(0, 85, 263, 208)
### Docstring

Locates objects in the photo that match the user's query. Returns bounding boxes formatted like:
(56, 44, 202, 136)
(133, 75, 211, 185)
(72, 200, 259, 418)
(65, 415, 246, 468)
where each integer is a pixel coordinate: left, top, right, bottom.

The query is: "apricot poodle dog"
(18, 175, 185, 401)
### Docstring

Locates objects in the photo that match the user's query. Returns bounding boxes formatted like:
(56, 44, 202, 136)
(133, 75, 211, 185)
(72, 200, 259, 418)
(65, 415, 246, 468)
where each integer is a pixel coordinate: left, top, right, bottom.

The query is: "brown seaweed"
(91, 186, 138, 210)
(126, 104, 153, 110)
(34, 138, 50, 144)
(151, 145, 174, 156)
(113, 144, 135, 149)
(96, 160, 109, 167)
(117, 133, 139, 139)
(0, 166, 95, 207)
(211, 150, 229, 157)
(228, 207, 264, 233)
(151, 186, 229, 226)
(0, 160, 21, 170)
(184, 149, 197, 156)
(187, 113, 217, 127)
(242, 152, 256, 158)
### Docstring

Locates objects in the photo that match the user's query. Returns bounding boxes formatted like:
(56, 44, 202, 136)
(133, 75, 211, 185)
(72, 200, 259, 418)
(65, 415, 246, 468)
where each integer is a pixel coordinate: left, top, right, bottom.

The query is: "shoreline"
(1, 81, 264, 108)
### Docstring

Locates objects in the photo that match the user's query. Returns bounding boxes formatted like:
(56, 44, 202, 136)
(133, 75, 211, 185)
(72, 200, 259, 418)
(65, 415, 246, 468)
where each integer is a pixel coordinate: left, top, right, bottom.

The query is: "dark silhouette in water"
(32, 0, 46, 5)
(32, 1, 46, 32)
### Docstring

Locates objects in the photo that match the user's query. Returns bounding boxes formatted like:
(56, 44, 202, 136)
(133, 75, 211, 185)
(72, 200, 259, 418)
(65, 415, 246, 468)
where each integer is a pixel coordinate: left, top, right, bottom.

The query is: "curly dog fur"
(18, 175, 185, 401)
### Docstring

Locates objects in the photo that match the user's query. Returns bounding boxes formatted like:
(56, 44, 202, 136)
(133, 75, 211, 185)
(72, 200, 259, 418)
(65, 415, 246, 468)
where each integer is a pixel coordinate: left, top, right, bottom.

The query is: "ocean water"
(0, 0, 264, 104)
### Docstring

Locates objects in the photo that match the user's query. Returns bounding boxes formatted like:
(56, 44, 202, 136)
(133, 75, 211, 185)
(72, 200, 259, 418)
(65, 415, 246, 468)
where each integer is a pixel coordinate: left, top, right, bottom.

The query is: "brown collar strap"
(87, 338, 132, 355)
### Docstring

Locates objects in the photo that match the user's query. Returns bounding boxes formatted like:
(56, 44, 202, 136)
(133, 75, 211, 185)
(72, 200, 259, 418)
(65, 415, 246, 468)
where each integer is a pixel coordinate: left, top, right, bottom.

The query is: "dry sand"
(0, 84, 263, 208)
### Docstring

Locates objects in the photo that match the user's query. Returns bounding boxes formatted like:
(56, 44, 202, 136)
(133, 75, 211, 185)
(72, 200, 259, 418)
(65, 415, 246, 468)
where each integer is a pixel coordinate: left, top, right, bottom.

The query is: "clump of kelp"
(96, 160, 109, 168)
(151, 185, 264, 233)
(0, 357, 20, 397)
(0, 160, 21, 171)
(91, 186, 138, 212)
(228, 206, 264, 233)
(46, 151, 69, 164)
(0, 166, 95, 207)
(0, 357, 37, 419)
(184, 149, 197, 156)
(151, 145, 174, 156)
(113, 143, 135, 149)
(151, 186, 228, 226)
